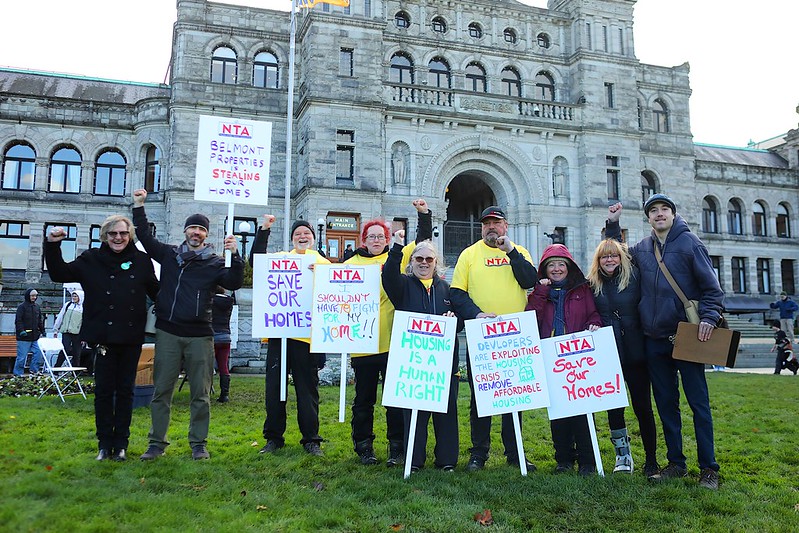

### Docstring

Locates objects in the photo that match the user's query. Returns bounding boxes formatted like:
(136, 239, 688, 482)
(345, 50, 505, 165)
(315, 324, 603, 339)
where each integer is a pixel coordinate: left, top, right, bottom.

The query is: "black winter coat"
(592, 267, 646, 365)
(44, 239, 159, 346)
(15, 288, 45, 341)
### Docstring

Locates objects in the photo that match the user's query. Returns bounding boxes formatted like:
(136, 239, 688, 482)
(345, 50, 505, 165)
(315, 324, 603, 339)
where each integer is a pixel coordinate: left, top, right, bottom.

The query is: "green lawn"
(0, 373, 797, 532)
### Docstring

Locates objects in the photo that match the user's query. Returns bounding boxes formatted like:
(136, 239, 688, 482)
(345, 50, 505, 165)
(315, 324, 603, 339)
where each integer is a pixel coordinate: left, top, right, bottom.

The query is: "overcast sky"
(1, 0, 796, 147)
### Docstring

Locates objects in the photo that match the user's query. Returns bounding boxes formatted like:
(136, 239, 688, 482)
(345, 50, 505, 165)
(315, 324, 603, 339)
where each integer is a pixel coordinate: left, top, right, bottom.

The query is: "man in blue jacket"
(770, 291, 798, 344)
(132, 189, 244, 461)
(606, 194, 724, 490)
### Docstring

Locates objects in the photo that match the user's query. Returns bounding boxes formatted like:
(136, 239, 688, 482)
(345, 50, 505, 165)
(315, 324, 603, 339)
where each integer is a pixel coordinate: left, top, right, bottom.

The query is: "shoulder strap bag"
(653, 242, 701, 325)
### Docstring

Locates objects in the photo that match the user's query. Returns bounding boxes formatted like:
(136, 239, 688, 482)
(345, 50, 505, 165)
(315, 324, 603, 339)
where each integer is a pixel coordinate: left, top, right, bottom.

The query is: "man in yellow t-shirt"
(450, 206, 538, 472)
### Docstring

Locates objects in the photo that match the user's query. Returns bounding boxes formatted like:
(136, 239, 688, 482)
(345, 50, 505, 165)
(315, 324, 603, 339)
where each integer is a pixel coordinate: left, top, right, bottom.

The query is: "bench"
(1, 335, 17, 373)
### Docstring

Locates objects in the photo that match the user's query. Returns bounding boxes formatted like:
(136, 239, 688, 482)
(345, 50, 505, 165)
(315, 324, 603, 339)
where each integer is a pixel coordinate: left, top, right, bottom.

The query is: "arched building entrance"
(443, 172, 496, 267)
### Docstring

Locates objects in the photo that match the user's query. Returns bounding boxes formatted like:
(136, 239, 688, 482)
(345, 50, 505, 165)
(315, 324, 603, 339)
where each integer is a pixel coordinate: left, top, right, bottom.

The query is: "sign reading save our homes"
(382, 311, 458, 413)
(541, 326, 628, 420)
(310, 264, 381, 354)
(465, 311, 549, 417)
(193, 115, 272, 205)
(251, 253, 315, 338)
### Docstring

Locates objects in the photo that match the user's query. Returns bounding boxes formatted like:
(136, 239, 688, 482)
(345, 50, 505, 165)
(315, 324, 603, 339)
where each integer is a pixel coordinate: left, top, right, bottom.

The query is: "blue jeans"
(646, 337, 719, 472)
(14, 340, 44, 376)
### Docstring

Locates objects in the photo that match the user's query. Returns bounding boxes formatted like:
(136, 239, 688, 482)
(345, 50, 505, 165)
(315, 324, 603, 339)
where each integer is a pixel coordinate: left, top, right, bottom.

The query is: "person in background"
(770, 291, 798, 344)
(526, 243, 602, 475)
(53, 290, 84, 368)
(770, 320, 798, 375)
(342, 244, 355, 261)
(45, 216, 159, 461)
(13, 288, 45, 376)
(586, 239, 659, 476)
(382, 230, 461, 473)
(211, 286, 235, 403)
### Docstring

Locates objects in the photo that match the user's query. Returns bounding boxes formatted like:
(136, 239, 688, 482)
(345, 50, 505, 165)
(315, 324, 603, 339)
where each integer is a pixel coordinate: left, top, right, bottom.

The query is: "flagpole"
(283, 0, 298, 250)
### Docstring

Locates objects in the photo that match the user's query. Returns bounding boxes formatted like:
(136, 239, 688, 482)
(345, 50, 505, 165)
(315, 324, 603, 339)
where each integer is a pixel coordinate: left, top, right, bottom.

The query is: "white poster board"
(465, 311, 549, 417)
(193, 114, 272, 205)
(310, 264, 381, 354)
(251, 253, 315, 338)
(382, 311, 457, 413)
(541, 326, 628, 420)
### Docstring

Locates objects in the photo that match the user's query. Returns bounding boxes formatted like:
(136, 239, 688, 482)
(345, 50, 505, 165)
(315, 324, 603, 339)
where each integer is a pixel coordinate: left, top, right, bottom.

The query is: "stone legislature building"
(1, 0, 797, 359)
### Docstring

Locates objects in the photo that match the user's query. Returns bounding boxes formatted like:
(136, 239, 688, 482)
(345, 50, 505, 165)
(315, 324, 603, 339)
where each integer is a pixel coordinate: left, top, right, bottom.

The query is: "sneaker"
(554, 462, 574, 474)
(140, 445, 165, 461)
(303, 442, 323, 457)
(698, 467, 719, 490)
(386, 443, 404, 467)
(192, 444, 210, 460)
(410, 465, 421, 474)
(466, 455, 486, 472)
(111, 449, 127, 462)
(578, 464, 597, 476)
(439, 465, 456, 472)
(258, 440, 284, 454)
(643, 460, 660, 478)
(507, 456, 537, 472)
(95, 449, 111, 461)
(648, 462, 687, 482)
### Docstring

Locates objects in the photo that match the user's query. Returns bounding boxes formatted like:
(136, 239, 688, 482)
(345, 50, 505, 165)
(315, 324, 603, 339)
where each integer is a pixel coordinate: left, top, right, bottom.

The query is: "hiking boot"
(96, 449, 111, 461)
(648, 462, 687, 482)
(303, 442, 323, 456)
(386, 441, 404, 467)
(643, 459, 660, 478)
(258, 440, 283, 454)
(111, 449, 127, 462)
(140, 445, 165, 461)
(354, 439, 378, 465)
(466, 455, 486, 472)
(698, 467, 719, 490)
(578, 464, 597, 476)
(507, 455, 537, 472)
(192, 444, 210, 460)
(554, 462, 574, 474)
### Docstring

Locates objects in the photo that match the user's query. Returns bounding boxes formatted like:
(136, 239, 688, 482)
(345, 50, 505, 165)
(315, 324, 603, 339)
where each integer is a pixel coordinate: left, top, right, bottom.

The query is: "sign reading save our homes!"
(382, 311, 458, 413)
(310, 264, 381, 354)
(541, 326, 628, 420)
(251, 253, 315, 338)
(193, 114, 272, 205)
(465, 311, 549, 417)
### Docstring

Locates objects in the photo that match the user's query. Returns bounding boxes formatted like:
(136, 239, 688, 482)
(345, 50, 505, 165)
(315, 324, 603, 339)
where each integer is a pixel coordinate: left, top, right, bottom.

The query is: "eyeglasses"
(107, 231, 130, 238)
(413, 256, 436, 264)
(365, 234, 386, 241)
(599, 254, 620, 261)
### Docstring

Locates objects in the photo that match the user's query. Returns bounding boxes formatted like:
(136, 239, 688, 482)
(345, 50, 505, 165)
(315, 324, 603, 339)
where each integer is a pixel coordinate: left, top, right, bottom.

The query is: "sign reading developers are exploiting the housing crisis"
(465, 311, 549, 417)
(251, 254, 315, 338)
(194, 115, 272, 205)
(382, 311, 458, 413)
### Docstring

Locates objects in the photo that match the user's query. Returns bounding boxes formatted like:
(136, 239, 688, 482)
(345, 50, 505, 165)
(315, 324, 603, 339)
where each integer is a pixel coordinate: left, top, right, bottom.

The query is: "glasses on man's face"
(107, 231, 130, 238)
(365, 234, 386, 241)
(413, 256, 436, 264)
(600, 254, 620, 261)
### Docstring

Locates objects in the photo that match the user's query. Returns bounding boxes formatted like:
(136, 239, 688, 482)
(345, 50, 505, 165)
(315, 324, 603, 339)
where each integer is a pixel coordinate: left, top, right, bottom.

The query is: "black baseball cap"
(480, 206, 506, 222)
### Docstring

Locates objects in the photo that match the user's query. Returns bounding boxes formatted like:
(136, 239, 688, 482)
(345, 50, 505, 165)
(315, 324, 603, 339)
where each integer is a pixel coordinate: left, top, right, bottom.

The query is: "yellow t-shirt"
(450, 240, 534, 315)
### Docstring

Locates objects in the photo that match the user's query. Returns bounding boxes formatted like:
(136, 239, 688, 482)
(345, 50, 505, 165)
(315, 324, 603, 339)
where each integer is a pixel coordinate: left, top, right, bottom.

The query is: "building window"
(336, 130, 354, 181)
(339, 48, 353, 77)
(211, 46, 237, 84)
(431, 16, 447, 33)
(537, 33, 551, 48)
(637, 100, 643, 129)
(427, 58, 451, 88)
(653, 99, 670, 133)
(585, 22, 592, 49)
(465, 62, 486, 92)
(731, 257, 746, 293)
(777, 203, 791, 237)
(389, 53, 413, 84)
(618, 28, 625, 55)
(606, 156, 620, 201)
(501, 67, 521, 97)
(728, 199, 743, 235)
(757, 258, 771, 294)
(752, 201, 767, 237)
(602, 25, 608, 51)
(702, 197, 718, 233)
(710, 256, 722, 286)
(641, 171, 657, 205)
(94, 150, 126, 196)
(395, 11, 410, 29)
(49, 146, 82, 193)
(468, 22, 482, 39)
(144, 145, 161, 193)
(43, 224, 77, 269)
(781, 259, 796, 295)
(0, 220, 29, 269)
(2, 142, 36, 191)
(604, 82, 615, 108)
(90, 225, 102, 249)
(534, 71, 555, 101)
(253, 51, 279, 88)
(503, 28, 517, 44)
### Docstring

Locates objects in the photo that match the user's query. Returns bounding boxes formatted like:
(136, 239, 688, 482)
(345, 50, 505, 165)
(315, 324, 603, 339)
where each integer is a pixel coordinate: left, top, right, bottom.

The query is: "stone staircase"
(724, 315, 774, 368)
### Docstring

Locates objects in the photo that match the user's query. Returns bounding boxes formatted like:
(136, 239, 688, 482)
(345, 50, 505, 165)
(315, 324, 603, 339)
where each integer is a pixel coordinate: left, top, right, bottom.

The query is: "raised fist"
(260, 214, 276, 230)
(132, 189, 148, 207)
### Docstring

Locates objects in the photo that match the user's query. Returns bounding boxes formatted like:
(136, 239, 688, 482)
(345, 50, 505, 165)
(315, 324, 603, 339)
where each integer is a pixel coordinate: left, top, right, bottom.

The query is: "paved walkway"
(710, 367, 795, 375)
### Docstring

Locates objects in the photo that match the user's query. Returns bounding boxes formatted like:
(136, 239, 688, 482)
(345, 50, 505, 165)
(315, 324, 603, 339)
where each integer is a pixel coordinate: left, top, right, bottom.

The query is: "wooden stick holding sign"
(382, 311, 458, 479)
(464, 311, 549, 476)
(225, 204, 234, 267)
(310, 264, 381, 422)
(541, 327, 628, 477)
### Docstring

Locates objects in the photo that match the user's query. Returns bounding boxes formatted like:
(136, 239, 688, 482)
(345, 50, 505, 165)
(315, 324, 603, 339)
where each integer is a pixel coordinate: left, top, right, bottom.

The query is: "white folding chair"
(37, 337, 87, 402)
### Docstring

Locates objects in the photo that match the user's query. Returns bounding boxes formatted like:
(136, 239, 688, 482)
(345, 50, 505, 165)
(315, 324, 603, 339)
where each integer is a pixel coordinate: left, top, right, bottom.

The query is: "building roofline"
(0, 66, 169, 89)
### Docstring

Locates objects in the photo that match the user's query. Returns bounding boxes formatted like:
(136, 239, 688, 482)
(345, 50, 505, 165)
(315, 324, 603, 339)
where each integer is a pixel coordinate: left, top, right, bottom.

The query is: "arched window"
(145, 144, 161, 193)
(431, 16, 447, 33)
(728, 199, 743, 235)
(501, 67, 521, 97)
(394, 11, 410, 29)
(49, 146, 82, 193)
(534, 71, 555, 101)
(389, 53, 414, 84)
(752, 201, 767, 236)
(777, 203, 791, 238)
(653, 98, 670, 133)
(702, 197, 718, 233)
(468, 22, 482, 39)
(211, 46, 237, 84)
(503, 27, 517, 44)
(641, 171, 657, 204)
(465, 62, 486, 92)
(94, 150, 126, 196)
(2, 142, 36, 190)
(537, 33, 551, 49)
(427, 57, 450, 88)
(253, 51, 279, 88)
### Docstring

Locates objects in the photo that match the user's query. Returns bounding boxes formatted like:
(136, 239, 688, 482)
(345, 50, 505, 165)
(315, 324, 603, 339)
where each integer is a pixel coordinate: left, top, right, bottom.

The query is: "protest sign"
(251, 253, 315, 338)
(382, 311, 457, 413)
(310, 264, 380, 354)
(541, 326, 628, 420)
(465, 311, 548, 417)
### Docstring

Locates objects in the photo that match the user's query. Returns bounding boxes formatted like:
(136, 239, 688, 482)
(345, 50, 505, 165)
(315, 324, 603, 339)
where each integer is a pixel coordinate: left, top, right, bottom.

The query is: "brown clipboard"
(671, 322, 740, 368)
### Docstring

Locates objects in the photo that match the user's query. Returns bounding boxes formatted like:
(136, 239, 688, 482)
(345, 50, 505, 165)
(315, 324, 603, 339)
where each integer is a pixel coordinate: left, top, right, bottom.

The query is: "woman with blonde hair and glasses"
(586, 238, 659, 476)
